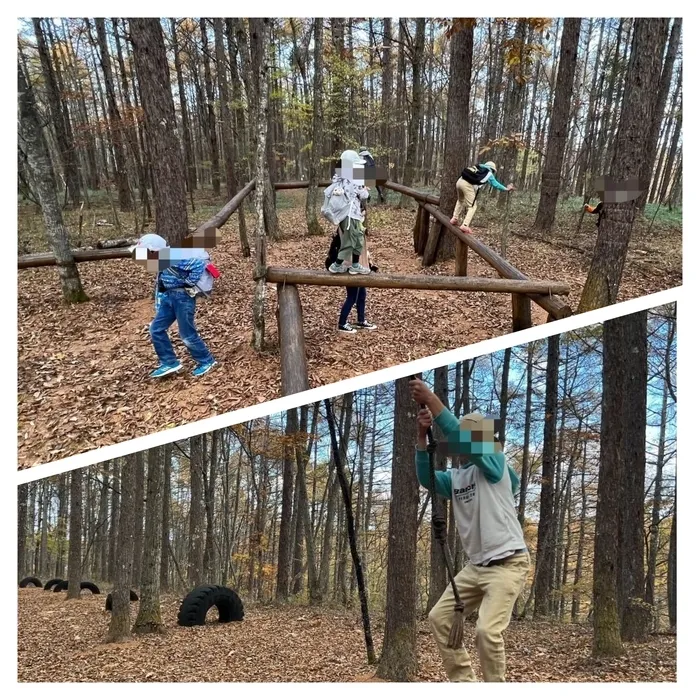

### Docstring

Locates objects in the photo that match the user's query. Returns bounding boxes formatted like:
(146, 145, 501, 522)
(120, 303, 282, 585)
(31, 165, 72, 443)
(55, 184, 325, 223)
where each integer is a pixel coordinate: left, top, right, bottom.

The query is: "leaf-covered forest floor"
(17, 189, 682, 468)
(17, 587, 676, 682)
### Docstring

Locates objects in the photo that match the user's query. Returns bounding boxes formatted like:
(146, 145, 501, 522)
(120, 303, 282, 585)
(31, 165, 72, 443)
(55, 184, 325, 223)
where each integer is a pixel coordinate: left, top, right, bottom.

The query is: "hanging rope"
(413, 375, 465, 649)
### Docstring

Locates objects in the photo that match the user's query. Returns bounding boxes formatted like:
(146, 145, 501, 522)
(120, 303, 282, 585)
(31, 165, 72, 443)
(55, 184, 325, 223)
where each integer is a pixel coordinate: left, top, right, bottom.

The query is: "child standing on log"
(325, 202, 378, 334)
(450, 161, 514, 234)
(322, 150, 371, 275)
(409, 378, 529, 682)
(131, 233, 217, 379)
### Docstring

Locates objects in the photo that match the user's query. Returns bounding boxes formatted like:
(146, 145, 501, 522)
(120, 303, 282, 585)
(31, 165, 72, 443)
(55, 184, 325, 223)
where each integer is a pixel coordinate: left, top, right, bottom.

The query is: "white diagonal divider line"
(17, 285, 681, 485)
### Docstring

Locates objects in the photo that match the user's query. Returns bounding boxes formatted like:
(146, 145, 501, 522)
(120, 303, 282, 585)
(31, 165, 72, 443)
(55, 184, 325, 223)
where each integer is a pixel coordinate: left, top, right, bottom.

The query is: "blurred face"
(436, 417, 503, 460)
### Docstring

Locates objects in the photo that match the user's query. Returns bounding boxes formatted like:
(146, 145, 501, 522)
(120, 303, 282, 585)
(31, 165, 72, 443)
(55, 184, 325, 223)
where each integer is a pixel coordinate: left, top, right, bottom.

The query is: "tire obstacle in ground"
(105, 590, 139, 611)
(19, 576, 42, 588)
(52, 580, 101, 594)
(177, 584, 244, 627)
(43, 578, 63, 591)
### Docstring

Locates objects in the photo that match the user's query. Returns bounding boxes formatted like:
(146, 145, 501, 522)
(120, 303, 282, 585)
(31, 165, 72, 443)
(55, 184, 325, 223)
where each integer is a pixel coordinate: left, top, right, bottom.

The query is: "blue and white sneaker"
(328, 262, 346, 274)
(349, 262, 371, 275)
(192, 359, 217, 378)
(150, 362, 182, 378)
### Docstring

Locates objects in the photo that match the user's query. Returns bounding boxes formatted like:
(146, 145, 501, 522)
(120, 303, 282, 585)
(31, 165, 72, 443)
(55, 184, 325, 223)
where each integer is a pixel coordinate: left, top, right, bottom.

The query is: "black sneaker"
(353, 320, 377, 330)
(338, 323, 357, 334)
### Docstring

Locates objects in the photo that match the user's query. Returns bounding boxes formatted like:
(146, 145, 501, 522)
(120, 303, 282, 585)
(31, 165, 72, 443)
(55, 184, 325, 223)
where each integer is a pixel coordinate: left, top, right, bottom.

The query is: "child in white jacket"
(322, 150, 371, 275)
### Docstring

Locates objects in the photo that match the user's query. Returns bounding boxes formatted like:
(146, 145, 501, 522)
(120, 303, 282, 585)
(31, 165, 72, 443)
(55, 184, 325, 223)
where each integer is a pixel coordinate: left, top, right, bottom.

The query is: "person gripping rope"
(409, 378, 529, 682)
(450, 161, 515, 234)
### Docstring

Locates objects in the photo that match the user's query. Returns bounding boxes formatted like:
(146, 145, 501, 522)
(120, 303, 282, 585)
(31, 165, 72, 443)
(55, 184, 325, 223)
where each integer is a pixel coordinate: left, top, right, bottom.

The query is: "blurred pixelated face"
(181, 226, 221, 249)
(132, 247, 167, 273)
(593, 175, 642, 204)
(436, 415, 503, 461)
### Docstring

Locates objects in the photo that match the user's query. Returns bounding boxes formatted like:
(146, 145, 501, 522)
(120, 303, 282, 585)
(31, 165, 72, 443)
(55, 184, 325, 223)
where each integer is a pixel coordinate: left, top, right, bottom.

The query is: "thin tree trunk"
(107, 456, 136, 642)
(133, 447, 165, 634)
(66, 470, 83, 599)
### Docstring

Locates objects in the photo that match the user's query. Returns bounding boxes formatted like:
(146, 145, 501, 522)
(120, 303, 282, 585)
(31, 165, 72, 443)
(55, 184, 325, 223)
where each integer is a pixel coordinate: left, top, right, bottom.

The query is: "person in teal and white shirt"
(409, 378, 529, 682)
(450, 161, 515, 235)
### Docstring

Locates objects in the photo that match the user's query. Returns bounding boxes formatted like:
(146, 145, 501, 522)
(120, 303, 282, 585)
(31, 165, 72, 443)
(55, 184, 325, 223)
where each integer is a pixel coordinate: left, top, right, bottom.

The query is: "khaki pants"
(337, 216, 365, 260)
(428, 553, 530, 682)
(452, 177, 479, 228)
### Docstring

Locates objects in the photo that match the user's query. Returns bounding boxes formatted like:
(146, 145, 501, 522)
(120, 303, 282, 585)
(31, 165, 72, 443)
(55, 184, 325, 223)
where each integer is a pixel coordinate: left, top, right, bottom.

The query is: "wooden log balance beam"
(18, 179, 256, 269)
(422, 203, 572, 320)
(266, 267, 570, 296)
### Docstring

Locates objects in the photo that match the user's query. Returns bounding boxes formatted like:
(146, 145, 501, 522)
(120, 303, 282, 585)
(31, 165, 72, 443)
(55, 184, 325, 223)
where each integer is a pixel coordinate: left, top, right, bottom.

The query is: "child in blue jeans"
(131, 234, 217, 378)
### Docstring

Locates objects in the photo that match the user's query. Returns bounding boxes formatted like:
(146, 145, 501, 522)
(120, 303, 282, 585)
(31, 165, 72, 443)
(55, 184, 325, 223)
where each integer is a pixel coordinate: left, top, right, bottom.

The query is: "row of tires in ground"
(19, 577, 244, 626)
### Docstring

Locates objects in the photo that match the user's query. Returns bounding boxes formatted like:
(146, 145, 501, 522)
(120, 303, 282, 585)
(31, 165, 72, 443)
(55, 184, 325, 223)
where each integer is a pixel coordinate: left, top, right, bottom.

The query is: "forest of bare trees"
(18, 305, 676, 679)
(18, 18, 683, 215)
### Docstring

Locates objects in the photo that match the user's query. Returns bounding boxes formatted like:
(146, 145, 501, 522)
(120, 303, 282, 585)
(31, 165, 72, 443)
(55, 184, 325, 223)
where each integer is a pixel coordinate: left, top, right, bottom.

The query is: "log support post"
(276, 283, 310, 395)
(512, 293, 532, 332)
(413, 205, 423, 253)
(455, 239, 469, 277)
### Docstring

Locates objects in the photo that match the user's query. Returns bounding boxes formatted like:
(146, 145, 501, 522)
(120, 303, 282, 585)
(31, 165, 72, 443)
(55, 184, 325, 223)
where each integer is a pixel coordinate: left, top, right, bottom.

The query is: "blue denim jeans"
(150, 289, 214, 366)
(339, 286, 366, 327)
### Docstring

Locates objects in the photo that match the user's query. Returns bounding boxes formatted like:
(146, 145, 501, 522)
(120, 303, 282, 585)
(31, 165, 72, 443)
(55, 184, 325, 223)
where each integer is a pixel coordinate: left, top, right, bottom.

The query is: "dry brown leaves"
(17, 192, 681, 467)
(17, 588, 676, 682)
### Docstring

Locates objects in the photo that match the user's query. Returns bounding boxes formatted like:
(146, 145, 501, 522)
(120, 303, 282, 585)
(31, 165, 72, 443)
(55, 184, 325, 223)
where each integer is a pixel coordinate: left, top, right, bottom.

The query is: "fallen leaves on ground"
(17, 192, 681, 467)
(17, 588, 676, 682)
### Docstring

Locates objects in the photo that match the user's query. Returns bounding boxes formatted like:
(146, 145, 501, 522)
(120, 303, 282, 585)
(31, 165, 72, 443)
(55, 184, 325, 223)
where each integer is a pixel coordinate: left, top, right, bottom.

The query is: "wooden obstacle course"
(19, 176, 573, 399)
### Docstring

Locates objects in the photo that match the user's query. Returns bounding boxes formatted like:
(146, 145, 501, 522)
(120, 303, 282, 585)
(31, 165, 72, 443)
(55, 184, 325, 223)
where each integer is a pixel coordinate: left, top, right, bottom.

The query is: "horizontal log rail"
(422, 203, 572, 319)
(19, 179, 257, 270)
(18, 246, 132, 268)
(266, 267, 570, 295)
(381, 181, 440, 205)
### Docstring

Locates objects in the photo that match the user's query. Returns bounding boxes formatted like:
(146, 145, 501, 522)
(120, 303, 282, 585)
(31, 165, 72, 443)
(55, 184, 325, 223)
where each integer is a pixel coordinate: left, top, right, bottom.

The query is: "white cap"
(129, 233, 168, 253)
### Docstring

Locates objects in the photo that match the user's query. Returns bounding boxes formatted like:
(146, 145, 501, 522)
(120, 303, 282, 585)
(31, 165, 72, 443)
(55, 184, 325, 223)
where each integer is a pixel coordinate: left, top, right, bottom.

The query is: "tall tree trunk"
(645, 317, 674, 610)
(225, 18, 250, 254)
(428, 366, 449, 609)
(66, 468, 83, 599)
(95, 18, 133, 211)
(423, 22, 474, 266)
(129, 18, 189, 243)
(640, 19, 680, 206)
(108, 463, 120, 581)
(250, 19, 271, 351)
(534, 333, 559, 617)
(200, 19, 221, 196)
(578, 19, 669, 312)
(133, 448, 165, 634)
(214, 18, 237, 200)
(615, 311, 650, 641)
(107, 455, 137, 643)
(32, 18, 82, 207)
(18, 484, 28, 578)
(376, 378, 419, 680)
(305, 18, 324, 235)
(518, 344, 534, 525)
(188, 435, 205, 586)
(276, 409, 296, 599)
(171, 19, 197, 193)
(667, 489, 676, 631)
(159, 443, 171, 590)
(132, 452, 145, 586)
(17, 62, 88, 303)
(534, 19, 581, 231)
(401, 19, 425, 205)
